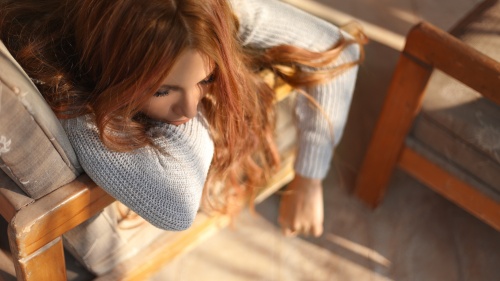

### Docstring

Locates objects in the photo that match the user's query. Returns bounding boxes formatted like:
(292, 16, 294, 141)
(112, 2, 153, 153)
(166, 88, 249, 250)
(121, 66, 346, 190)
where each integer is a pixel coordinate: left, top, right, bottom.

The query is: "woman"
(1, 0, 364, 274)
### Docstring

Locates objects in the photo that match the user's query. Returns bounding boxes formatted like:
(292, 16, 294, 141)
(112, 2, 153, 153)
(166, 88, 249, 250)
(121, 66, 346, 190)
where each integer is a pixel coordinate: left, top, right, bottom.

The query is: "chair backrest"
(0, 41, 82, 200)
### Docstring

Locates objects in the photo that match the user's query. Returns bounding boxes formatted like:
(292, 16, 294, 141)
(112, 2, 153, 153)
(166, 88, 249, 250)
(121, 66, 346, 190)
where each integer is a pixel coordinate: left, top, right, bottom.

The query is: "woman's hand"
(278, 174, 324, 237)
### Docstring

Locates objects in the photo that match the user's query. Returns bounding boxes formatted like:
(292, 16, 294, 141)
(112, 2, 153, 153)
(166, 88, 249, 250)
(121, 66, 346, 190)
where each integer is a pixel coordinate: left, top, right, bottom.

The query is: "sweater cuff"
(294, 136, 334, 180)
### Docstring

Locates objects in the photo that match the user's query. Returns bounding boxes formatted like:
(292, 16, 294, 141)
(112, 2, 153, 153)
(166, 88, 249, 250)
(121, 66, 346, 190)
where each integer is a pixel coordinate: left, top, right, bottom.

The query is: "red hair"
(0, 0, 365, 214)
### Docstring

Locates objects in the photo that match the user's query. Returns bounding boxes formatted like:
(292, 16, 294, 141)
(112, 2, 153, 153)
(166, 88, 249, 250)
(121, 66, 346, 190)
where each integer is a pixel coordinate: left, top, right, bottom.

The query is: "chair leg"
(354, 53, 432, 207)
(8, 228, 67, 281)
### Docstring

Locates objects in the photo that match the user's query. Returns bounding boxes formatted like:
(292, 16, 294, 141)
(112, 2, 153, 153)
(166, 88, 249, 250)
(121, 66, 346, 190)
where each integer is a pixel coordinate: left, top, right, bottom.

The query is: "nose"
(177, 86, 202, 119)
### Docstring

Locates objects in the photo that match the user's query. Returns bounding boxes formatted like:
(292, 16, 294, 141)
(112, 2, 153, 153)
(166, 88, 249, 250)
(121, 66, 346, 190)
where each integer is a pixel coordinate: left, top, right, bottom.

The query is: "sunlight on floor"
(326, 234, 392, 268)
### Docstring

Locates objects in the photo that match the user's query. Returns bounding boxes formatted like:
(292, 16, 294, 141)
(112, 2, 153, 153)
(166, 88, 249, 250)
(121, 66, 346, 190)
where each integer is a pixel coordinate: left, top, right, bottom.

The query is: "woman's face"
(140, 49, 215, 126)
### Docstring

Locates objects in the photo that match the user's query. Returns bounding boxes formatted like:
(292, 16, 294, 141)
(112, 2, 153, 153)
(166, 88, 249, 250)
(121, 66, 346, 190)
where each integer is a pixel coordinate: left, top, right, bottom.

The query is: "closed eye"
(153, 68, 217, 97)
(153, 88, 171, 97)
(199, 72, 216, 85)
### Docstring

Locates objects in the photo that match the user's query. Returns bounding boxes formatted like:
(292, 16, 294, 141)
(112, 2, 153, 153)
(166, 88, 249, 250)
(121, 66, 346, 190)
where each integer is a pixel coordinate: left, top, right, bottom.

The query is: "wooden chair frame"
(1, 83, 295, 280)
(3, 175, 114, 280)
(354, 18, 500, 231)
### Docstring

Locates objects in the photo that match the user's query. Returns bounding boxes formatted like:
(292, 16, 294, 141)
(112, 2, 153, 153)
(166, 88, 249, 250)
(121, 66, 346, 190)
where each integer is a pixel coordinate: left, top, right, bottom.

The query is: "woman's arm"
(230, 0, 361, 236)
(61, 113, 214, 231)
(230, 0, 360, 179)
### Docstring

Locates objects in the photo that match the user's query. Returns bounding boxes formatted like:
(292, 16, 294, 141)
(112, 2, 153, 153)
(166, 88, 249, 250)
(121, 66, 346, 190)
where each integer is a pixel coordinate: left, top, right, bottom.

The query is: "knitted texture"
(231, 0, 359, 178)
(61, 114, 214, 230)
(62, 0, 360, 230)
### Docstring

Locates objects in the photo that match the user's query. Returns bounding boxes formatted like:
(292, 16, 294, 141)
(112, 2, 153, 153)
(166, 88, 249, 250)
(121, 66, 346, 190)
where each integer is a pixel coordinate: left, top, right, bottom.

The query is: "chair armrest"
(8, 174, 114, 258)
(405, 22, 500, 103)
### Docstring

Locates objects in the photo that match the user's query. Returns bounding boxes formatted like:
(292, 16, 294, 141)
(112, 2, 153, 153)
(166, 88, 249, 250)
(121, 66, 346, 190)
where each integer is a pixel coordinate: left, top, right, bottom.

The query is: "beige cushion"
(0, 41, 82, 199)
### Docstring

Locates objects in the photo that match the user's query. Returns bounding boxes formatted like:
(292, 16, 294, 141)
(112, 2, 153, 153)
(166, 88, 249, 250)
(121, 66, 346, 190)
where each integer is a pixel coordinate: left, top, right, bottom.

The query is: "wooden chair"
(354, 0, 500, 231)
(0, 39, 297, 280)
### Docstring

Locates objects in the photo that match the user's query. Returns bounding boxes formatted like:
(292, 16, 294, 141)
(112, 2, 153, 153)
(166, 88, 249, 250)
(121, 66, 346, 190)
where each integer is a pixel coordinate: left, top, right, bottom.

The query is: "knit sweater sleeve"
(60, 113, 214, 231)
(229, 0, 360, 179)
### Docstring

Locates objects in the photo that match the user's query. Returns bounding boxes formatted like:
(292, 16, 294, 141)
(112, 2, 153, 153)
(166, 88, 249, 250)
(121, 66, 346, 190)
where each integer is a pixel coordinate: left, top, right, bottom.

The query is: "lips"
(167, 118, 190, 126)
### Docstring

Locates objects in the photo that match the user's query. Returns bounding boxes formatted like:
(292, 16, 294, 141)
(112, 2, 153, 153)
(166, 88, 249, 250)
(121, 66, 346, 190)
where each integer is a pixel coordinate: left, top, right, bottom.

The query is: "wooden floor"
(154, 171, 500, 281)
(153, 0, 500, 280)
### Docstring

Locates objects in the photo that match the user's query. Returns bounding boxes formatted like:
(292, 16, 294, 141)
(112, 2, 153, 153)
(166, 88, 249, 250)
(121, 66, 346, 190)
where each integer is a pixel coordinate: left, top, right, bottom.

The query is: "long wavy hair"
(0, 0, 365, 214)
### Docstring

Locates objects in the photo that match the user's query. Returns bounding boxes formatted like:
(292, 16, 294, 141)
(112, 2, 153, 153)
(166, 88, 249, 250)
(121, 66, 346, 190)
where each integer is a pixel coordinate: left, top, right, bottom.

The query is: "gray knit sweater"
(61, 0, 360, 231)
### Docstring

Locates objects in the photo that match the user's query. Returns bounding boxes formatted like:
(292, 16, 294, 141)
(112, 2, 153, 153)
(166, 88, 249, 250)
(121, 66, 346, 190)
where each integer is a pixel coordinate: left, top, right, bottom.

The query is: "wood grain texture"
(9, 238, 66, 281)
(354, 52, 432, 207)
(405, 22, 500, 102)
(9, 174, 114, 258)
(0, 193, 15, 224)
(399, 145, 500, 231)
(354, 12, 500, 208)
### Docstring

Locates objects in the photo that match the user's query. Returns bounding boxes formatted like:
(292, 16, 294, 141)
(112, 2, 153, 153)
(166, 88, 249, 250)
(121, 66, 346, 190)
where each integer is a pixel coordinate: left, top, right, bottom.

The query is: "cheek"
(141, 97, 175, 119)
